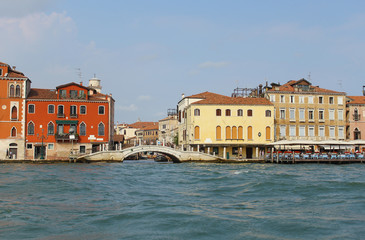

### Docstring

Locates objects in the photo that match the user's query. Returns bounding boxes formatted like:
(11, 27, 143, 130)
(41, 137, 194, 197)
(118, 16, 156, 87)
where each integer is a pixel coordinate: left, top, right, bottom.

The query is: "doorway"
(246, 147, 253, 159)
(34, 146, 46, 159)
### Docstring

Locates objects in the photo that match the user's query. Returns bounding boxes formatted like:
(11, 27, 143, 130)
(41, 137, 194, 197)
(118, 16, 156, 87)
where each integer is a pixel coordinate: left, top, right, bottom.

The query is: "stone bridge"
(76, 145, 225, 163)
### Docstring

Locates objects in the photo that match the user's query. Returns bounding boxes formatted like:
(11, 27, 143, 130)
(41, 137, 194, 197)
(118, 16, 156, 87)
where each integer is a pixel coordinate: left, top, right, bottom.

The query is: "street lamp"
(69, 128, 75, 155)
(37, 129, 47, 160)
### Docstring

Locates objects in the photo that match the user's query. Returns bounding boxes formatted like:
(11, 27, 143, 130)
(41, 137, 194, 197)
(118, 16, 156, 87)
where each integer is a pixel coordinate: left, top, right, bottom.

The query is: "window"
(319, 96, 323, 104)
(28, 122, 35, 135)
(265, 110, 271, 117)
(48, 143, 54, 150)
(11, 127, 16, 137)
(58, 124, 64, 134)
(48, 105, 55, 114)
(98, 123, 105, 136)
(9, 85, 14, 97)
(338, 97, 343, 105)
(28, 104, 35, 114)
(280, 109, 285, 119)
(299, 96, 305, 104)
(59, 90, 67, 98)
(238, 126, 243, 139)
(354, 128, 361, 140)
(299, 126, 305, 137)
(58, 105, 64, 117)
(70, 124, 77, 134)
(269, 95, 275, 102)
(338, 109, 343, 121)
(70, 105, 77, 117)
(266, 126, 271, 140)
(216, 109, 221, 116)
(308, 126, 315, 137)
(319, 109, 324, 120)
(289, 126, 296, 137)
(26, 143, 33, 149)
(329, 109, 335, 120)
(247, 126, 253, 140)
(232, 126, 237, 139)
(178, 111, 181, 122)
(194, 109, 200, 116)
(237, 109, 243, 116)
(80, 106, 86, 115)
(80, 145, 86, 154)
(289, 108, 295, 120)
(70, 90, 78, 99)
(280, 95, 285, 103)
(290, 95, 295, 103)
(226, 126, 231, 139)
(225, 109, 231, 116)
(98, 106, 105, 115)
(216, 126, 222, 140)
(79, 90, 85, 99)
(47, 122, 54, 135)
(194, 126, 200, 140)
(308, 96, 314, 104)
(338, 127, 344, 139)
(329, 97, 334, 104)
(299, 108, 305, 121)
(308, 109, 314, 121)
(280, 125, 286, 137)
(329, 127, 335, 138)
(15, 85, 21, 97)
(0, 69, 2, 76)
(11, 106, 17, 120)
(247, 109, 253, 117)
(319, 126, 325, 137)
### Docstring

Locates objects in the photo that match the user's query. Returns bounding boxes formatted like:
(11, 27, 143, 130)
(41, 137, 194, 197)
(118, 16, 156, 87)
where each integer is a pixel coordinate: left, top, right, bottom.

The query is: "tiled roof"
(187, 91, 272, 105)
(142, 124, 159, 131)
(27, 89, 57, 99)
(268, 79, 344, 94)
(113, 135, 125, 142)
(56, 82, 91, 90)
(128, 122, 157, 129)
(348, 96, 365, 105)
(88, 93, 109, 101)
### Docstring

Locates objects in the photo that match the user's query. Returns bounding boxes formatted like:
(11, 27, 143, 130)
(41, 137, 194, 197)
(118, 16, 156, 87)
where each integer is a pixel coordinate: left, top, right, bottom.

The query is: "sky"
(1, 0, 365, 123)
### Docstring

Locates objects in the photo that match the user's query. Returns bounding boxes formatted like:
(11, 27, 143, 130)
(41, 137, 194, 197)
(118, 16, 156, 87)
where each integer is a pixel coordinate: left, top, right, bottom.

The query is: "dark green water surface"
(0, 161, 364, 240)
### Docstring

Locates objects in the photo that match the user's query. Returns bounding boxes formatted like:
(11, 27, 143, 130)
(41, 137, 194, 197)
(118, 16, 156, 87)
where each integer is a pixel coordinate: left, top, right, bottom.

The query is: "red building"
(25, 80, 114, 160)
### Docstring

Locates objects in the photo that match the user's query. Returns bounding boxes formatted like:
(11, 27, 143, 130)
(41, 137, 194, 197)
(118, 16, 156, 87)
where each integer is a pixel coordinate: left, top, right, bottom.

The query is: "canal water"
(0, 161, 364, 240)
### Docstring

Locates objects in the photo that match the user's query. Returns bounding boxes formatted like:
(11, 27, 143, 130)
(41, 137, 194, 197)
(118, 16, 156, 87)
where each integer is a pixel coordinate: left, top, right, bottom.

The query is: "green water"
(0, 161, 364, 239)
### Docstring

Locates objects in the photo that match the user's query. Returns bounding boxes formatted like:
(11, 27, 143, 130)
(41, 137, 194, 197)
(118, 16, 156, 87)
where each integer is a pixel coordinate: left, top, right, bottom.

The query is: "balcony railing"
(70, 113, 78, 118)
(57, 113, 65, 118)
(353, 114, 361, 121)
(55, 133, 79, 141)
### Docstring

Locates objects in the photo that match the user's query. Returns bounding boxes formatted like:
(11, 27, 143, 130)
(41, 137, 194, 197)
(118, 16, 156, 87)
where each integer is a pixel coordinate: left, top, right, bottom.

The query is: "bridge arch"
(122, 146, 181, 162)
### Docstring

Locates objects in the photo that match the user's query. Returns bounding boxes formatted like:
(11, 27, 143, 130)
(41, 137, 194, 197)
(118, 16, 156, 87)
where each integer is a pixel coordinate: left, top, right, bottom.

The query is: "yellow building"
(266, 79, 347, 141)
(177, 92, 274, 159)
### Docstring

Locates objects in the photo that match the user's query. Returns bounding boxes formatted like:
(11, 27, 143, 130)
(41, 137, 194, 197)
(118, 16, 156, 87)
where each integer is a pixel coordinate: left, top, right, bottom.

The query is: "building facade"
(0, 62, 31, 159)
(347, 95, 365, 141)
(158, 115, 178, 146)
(178, 92, 274, 159)
(266, 79, 347, 141)
(25, 80, 114, 160)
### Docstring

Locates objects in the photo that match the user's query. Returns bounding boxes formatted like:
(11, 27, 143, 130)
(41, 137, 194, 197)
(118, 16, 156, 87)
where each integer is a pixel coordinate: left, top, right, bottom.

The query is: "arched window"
(237, 109, 243, 116)
(238, 126, 243, 139)
(11, 106, 17, 120)
(232, 126, 237, 139)
(226, 126, 231, 139)
(247, 126, 253, 140)
(80, 122, 86, 136)
(354, 128, 361, 140)
(28, 122, 34, 135)
(266, 110, 271, 117)
(216, 126, 221, 140)
(266, 126, 271, 140)
(194, 126, 200, 140)
(216, 109, 221, 116)
(98, 123, 105, 136)
(9, 85, 14, 97)
(47, 122, 54, 135)
(11, 127, 16, 137)
(194, 109, 200, 116)
(15, 85, 21, 97)
(225, 109, 231, 116)
(247, 109, 253, 117)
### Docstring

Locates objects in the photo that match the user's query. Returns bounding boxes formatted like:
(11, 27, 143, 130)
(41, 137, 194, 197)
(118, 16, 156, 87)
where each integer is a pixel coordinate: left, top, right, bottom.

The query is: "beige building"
(177, 92, 274, 159)
(158, 115, 178, 146)
(266, 79, 347, 141)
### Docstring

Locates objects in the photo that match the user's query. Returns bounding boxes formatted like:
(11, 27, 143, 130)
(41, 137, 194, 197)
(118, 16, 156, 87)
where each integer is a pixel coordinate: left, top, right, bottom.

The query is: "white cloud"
(117, 104, 138, 112)
(138, 95, 151, 101)
(198, 61, 230, 69)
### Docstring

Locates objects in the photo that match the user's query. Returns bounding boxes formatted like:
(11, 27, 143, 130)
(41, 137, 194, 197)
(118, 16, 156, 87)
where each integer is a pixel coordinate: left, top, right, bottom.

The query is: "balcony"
(353, 114, 361, 121)
(57, 113, 65, 118)
(70, 113, 78, 119)
(55, 133, 79, 142)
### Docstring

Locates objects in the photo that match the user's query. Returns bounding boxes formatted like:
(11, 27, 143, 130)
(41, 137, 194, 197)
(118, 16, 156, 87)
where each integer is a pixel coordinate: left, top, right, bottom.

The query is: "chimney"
(182, 93, 185, 99)
(12, 66, 16, 70)
(80, 82, 83, 86)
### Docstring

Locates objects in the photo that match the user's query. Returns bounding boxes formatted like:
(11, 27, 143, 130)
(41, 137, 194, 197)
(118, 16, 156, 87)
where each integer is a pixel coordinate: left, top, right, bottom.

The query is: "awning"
(56, 120, 78, 125)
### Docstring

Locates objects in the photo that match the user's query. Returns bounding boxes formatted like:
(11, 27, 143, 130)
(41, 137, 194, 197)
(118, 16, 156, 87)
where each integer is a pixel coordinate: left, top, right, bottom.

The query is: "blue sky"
(1, 0, 365, 122)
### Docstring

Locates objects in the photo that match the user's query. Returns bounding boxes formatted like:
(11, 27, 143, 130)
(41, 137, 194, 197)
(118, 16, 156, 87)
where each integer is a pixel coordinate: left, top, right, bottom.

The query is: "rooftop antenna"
(76, 68, 82, 81)
(338, 80, 343, 90)
(307, 72, 311, 81)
